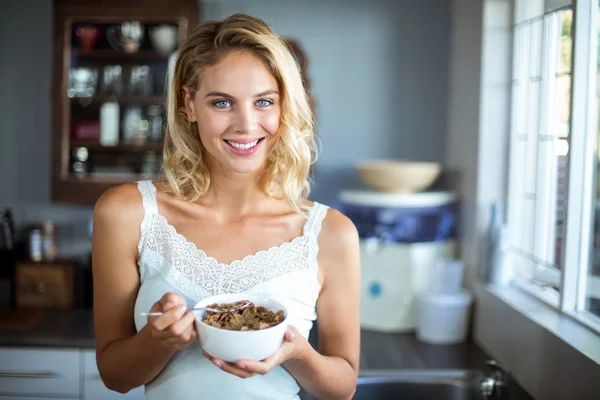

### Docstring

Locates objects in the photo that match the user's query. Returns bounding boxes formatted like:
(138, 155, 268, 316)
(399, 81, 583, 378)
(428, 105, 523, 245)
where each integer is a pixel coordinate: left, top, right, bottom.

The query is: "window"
(584, 0, 600, 320)
(507, 0, 600, 329)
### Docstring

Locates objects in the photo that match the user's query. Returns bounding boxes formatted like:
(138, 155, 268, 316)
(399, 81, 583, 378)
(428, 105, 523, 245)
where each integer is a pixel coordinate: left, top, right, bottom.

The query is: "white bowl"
(193, 293, 288, 363)
(355, 160, 442, 193)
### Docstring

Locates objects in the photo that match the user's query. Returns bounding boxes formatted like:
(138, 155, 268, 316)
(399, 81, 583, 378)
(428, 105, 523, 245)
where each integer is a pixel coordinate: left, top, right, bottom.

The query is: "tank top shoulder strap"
(137, 180, 158, 215)
(137, 180, 158, 256)
(303, 202, 329, 238)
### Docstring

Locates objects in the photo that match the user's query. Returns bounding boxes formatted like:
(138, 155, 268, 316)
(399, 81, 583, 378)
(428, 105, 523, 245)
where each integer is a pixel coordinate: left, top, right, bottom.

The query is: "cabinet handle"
(0, 370, 60, 379)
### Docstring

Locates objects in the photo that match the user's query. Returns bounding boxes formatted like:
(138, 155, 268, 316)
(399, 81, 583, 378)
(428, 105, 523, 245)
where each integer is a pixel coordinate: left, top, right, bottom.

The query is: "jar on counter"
(42, 220, 58, 262)
(29, 227, 43, 262)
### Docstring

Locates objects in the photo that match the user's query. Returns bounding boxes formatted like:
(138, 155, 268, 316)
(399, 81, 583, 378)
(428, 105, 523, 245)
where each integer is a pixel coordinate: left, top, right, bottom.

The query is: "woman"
(92, 13, 360, 400)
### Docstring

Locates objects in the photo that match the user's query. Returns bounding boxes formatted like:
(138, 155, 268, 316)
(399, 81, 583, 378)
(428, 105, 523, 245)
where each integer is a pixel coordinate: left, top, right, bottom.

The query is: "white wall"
(446, 0, 511, 284)
(445, 0, 485, 282)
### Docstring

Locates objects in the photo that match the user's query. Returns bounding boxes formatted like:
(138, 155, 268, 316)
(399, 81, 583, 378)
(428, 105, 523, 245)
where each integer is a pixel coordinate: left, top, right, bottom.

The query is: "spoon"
(140, 301, 251, 317)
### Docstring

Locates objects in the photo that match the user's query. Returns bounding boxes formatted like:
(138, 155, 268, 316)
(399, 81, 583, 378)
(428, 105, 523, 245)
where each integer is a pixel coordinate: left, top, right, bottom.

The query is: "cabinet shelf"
(70, 96, 165, 106)
(72, 49, 171, 63)
(70, 142, 163, 152)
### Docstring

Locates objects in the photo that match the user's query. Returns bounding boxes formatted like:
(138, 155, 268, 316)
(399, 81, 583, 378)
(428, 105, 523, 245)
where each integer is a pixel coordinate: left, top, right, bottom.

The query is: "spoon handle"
(140, 307, 204, 317)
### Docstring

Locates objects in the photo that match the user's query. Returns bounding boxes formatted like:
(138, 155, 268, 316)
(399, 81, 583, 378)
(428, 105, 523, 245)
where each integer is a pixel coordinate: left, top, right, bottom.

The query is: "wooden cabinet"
(52, 0, 199, 205)
(15, 262, 74, 309)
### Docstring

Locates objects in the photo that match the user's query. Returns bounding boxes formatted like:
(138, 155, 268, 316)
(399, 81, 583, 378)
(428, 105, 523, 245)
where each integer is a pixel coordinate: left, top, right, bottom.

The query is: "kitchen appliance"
(339, 189, 458, 332)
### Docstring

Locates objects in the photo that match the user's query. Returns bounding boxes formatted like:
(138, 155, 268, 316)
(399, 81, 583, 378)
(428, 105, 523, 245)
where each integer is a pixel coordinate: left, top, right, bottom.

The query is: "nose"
(232, 103, 258, 134)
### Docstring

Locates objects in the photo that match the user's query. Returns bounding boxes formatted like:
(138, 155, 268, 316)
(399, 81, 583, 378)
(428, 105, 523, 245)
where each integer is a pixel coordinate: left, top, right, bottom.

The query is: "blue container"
(338, 190, 458, 244)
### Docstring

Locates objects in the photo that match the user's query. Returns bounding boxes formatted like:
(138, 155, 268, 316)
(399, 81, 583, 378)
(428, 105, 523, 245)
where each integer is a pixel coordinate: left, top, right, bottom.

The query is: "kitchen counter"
(359, 329, 489, 370)
(0, 309, 487, 370)
(0, 310, 533, 399)
(0, 309, 95, 347)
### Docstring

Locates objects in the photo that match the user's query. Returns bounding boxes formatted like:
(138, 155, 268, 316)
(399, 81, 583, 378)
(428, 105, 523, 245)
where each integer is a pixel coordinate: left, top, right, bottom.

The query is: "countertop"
(0, 309, 488, 371)
(0, 310, 96, 347)
(0, 309, 533, 399)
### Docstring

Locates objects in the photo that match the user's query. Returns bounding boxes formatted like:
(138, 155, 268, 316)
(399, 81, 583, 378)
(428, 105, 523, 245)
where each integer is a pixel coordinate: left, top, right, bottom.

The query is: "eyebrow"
(205, 89, 279, 99)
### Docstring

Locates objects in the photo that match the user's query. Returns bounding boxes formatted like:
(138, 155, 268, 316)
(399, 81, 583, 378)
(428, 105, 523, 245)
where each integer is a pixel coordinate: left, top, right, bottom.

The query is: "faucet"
(480, 360, 509, 399)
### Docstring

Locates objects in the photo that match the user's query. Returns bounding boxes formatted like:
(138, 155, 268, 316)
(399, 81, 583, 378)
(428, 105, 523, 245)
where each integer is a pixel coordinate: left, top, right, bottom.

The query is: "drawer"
(83, 349, 145, 400)
(0, 347, 79, 398)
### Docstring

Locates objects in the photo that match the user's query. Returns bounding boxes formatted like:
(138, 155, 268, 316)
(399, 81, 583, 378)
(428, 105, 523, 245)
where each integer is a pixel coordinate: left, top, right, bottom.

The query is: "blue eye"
(256, 99, 273, 107)
(213, 100, 231, 108)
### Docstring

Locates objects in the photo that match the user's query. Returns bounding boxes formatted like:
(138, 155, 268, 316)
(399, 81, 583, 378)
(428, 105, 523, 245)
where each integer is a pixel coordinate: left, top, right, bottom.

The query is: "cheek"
(262, 111, 281, 136)
(197, 111, 231, 140)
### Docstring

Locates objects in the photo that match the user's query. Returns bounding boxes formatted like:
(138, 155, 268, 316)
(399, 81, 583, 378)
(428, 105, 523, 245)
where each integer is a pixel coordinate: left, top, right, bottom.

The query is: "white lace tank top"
(132, 181, 328, 400)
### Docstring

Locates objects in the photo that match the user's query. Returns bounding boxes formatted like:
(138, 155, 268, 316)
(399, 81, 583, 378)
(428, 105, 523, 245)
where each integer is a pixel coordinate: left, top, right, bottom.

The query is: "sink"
(353, 370, 488, 400)
(299, 368, 508, 400)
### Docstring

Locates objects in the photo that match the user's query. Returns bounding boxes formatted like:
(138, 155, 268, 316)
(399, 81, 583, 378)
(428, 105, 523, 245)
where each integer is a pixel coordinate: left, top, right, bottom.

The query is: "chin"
(226, 158, 266, 175)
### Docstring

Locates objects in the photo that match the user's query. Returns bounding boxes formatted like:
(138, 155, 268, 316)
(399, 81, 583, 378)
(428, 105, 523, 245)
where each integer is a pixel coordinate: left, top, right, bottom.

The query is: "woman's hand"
(202, 325, 305, 379)
(147, 292, 197, 351)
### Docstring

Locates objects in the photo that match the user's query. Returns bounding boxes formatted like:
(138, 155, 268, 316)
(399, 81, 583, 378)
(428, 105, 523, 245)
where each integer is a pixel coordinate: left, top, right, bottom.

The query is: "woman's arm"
(93, 185, 196, 393)
(282, 209, 361, 399)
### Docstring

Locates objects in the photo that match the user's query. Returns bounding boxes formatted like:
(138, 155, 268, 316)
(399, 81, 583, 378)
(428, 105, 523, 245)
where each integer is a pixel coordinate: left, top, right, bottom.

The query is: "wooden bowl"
(355, 160, 441, 193)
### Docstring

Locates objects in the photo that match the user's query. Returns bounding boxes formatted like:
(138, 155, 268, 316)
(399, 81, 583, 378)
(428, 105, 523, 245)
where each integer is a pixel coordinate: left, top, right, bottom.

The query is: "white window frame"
(507, 0, 600, 332)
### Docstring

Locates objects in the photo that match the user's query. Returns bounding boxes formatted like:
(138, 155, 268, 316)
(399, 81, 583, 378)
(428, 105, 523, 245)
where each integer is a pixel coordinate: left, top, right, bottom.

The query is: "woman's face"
(184, 50, 281, 176)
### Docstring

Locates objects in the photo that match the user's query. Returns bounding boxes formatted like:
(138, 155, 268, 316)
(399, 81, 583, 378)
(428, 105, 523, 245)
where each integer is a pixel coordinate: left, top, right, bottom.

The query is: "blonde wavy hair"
(162, 13, 317, 213)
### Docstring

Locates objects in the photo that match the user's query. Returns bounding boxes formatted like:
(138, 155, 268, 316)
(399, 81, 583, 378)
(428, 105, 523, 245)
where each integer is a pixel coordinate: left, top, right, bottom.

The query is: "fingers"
(146, 293, 197, 350)
(150, 304, 187, 331)
(155, 292, 187, 315)
(218, 361, 257, 379)
(154, 311, 195, 340)
(284, 329, 295, 342)
(202, 351, 257, 379)
(237, 352, 280, 375)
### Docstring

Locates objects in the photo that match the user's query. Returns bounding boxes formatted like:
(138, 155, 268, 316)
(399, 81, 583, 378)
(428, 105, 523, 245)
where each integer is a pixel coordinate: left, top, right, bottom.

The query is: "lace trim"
(143, 214, 316, 299)
(137, 180, 158, 255)
(136, 180, 328, 300)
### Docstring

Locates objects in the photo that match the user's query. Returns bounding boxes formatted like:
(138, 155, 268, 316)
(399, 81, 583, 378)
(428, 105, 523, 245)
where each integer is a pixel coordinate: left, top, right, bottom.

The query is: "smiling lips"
(224, 138, 265, 155)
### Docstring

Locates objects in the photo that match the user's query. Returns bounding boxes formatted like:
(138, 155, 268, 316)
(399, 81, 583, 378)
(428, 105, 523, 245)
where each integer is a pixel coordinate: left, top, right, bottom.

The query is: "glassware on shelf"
(106, 21, 144, 53)
(70, 147, 90, 176)
(150, 24, 178, 55)
(100, 102, 120, 146)
(147, 105, 164, 143)
(68, 68, 98, 98)
(141, 152, 160, 177)
(75, 25, 99, 53)
(122, 107, 142, 144)
(99, 65, 123, 96)
(128, 65, 153, 96)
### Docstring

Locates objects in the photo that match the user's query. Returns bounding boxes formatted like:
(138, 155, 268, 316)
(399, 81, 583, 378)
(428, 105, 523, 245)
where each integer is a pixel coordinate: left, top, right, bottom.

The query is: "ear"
(182, 85, 197, 122)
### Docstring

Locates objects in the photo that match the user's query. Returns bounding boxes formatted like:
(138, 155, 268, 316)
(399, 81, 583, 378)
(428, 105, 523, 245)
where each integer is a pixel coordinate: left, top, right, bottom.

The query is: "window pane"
(586, 2, 600, 319)
(508, 9, 572, 290)
(553, 9, 572, 270)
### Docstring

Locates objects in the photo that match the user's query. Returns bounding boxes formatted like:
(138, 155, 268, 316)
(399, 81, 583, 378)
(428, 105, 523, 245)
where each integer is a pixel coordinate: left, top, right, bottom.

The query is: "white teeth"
(226, 139, 259, 150)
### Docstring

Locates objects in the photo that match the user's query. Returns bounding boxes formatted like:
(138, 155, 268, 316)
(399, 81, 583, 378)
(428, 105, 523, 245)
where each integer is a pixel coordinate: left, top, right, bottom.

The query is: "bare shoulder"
(320, 207, 359, 248)
(93, 183, 145, 262)
(318, 207, 360, 264)
(94, 183, 144, 222)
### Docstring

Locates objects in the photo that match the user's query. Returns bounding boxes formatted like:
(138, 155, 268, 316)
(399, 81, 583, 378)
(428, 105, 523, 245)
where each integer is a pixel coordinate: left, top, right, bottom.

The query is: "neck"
(202, 165, 271, 218)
